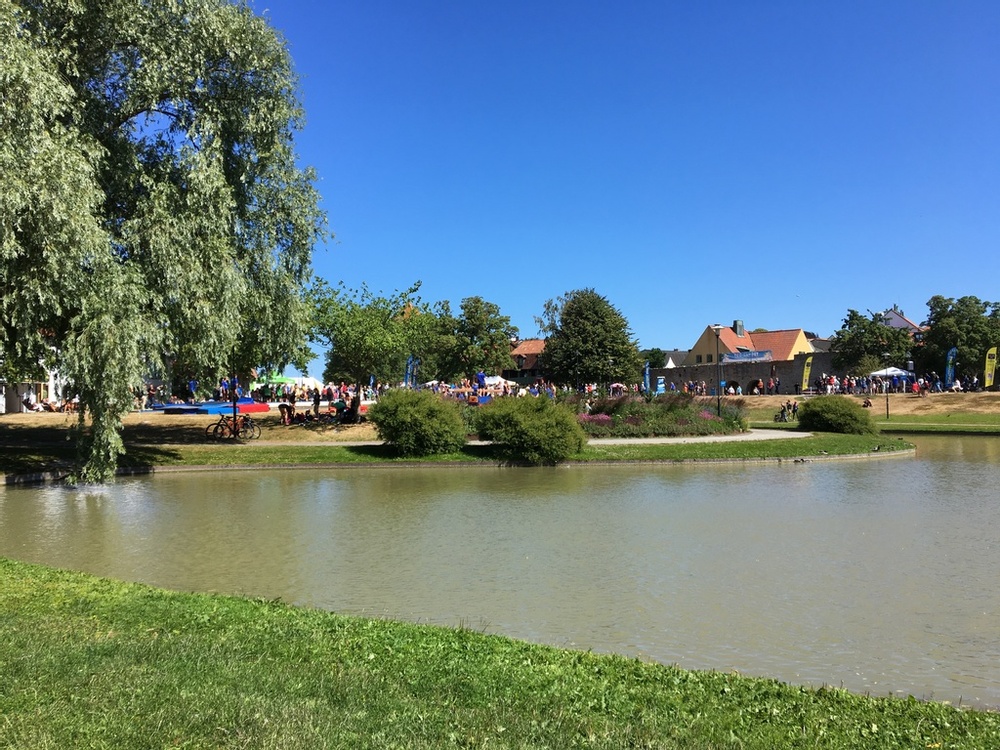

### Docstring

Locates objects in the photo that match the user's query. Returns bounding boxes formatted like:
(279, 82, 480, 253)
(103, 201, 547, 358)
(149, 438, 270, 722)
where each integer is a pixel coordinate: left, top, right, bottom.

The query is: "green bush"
(475, 397, 585, 465)
(797, 395, 879, 435)
(577, 393, 746, 437)
(368, 389, 467, 456)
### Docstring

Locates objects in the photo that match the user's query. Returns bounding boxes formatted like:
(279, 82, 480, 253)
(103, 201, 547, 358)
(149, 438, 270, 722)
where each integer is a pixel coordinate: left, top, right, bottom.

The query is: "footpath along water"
(0, 434, 997, 708)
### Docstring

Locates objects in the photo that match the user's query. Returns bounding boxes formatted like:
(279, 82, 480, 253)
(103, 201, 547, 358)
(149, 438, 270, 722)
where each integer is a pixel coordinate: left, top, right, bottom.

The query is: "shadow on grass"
(1, 420, 211, 449)
(1, 445, 187, 477)
(0, 423, 73, 446)
(120, 445, 187, 469)
(121, 423, 214, 445)
(0, 446, 76, 475)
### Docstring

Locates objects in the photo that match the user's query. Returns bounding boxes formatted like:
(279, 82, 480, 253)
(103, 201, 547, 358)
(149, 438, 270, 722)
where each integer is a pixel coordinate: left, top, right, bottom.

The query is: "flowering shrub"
(578, 413, 612, 426)
(574, 394, 746, 438)
(577, 412, 613, 437)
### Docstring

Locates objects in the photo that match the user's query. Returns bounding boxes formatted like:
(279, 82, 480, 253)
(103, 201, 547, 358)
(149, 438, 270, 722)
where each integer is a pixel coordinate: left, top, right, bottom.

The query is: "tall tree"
(918, 295, 1000, 380)
(536, 289, 641, 387)
(1, 0, 324, 480)
(830, 309, 913, 373)
(312, 281, 431, 405)
(639, 348, 667, 368)
(435, 296, 517, 382)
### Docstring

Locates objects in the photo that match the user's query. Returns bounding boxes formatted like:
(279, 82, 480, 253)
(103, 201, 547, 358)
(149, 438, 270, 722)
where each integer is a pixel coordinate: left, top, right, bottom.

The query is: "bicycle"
(205, 413, 261, 440)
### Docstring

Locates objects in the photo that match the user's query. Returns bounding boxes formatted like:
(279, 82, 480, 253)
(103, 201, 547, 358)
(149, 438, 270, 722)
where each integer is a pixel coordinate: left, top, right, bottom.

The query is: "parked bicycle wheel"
(212, 421, 232, 440)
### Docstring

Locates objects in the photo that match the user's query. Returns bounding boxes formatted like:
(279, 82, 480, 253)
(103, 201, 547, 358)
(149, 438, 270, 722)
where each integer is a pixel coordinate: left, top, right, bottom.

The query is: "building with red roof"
(682, 321, 814, 366)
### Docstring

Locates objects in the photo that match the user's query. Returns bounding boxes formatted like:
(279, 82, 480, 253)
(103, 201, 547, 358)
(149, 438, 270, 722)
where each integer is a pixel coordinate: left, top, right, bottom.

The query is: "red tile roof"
(746, 329, 807, 361)
(511, 339, 545, 371)
(716, 327, 747, 353)
(511, 339, 545, 356)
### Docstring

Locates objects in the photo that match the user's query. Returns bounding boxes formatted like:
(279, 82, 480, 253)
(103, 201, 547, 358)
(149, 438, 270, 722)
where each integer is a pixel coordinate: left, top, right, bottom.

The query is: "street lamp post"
(882, 351, 890, 420)
(712, 325, 724, 417)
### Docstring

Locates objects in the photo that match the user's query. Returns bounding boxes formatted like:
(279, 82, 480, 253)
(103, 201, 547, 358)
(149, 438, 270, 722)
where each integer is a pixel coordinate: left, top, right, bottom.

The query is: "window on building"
(695, 354, 703, 364)
(707, 354, 713, 363)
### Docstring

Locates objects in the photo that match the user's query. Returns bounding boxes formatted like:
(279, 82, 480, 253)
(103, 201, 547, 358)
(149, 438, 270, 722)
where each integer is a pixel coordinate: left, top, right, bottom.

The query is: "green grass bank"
(0, 433, 909, 479)
(743, 392, 1000, 435)
(2, 558, 998, 749)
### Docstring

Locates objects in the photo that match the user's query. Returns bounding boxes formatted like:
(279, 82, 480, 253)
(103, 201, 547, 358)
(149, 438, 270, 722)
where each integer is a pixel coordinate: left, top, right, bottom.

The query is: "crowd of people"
(812, 371, 977, 396)
(430, 377, 559, 402)
(13, 365, 984, 420)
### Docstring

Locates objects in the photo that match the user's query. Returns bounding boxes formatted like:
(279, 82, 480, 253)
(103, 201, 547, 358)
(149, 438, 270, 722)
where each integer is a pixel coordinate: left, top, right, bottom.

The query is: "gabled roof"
(688, 324, 812, 364)
(511, 339, 545, 356)
(716, 326, 750, 352)
(662, 349, 687, 368)
(510, 339, 545, 371)
(880, 308, 926, 333)
(746, 329, 810, 361)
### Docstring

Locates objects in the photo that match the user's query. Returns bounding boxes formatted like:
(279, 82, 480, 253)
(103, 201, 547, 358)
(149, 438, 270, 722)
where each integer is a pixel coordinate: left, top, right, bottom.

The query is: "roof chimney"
(733, 320, 744, 337)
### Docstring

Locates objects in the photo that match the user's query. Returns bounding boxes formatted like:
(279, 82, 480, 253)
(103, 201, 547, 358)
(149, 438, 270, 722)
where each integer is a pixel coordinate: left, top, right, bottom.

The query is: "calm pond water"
(2, 435, 999, 708)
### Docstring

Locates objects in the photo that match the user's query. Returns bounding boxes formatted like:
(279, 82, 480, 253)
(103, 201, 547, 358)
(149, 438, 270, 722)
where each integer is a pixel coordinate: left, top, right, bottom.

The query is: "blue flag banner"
(944, 347, 958, 388)
(643, 361, 650, 393)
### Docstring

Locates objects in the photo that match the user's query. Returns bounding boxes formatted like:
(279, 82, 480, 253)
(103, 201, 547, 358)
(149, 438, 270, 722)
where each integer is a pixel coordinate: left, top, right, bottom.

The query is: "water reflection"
(1, 435, 998, 708)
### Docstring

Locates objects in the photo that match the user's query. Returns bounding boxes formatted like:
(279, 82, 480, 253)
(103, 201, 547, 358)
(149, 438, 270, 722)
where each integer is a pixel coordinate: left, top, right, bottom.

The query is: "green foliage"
(536, 288, 642, 387)
(830, 309, 913, 373)
(1, 0, 324, 481)
(918, 295, 1000, 379)
(639, 347, 667, 367)
(312, 281, 430, 389)
(579, 394, 746, 437)
(431, 296, 518, 382)
(368, 388, 466, 456)
(855, 353, 888, 380)
(798, 396, 879, 435)
(475, 397, 585, 465)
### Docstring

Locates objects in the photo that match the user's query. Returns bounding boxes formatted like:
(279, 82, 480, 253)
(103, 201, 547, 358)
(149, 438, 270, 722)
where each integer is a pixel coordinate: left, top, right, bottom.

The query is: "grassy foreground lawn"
(2, 558, 997, 749)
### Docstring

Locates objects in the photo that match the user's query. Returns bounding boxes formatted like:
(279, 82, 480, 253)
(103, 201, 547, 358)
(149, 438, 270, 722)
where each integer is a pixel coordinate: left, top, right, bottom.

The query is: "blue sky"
(257, 1, 999, 374)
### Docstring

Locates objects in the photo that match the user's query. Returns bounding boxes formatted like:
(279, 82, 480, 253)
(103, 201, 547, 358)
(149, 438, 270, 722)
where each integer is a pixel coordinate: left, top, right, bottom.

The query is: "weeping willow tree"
(0, 0, 326, 480)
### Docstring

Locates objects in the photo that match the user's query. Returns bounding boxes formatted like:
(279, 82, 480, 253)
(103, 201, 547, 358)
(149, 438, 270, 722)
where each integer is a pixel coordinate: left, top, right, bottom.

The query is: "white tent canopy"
(869, 367, 910, 377)
(484, 375, 517, 387)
